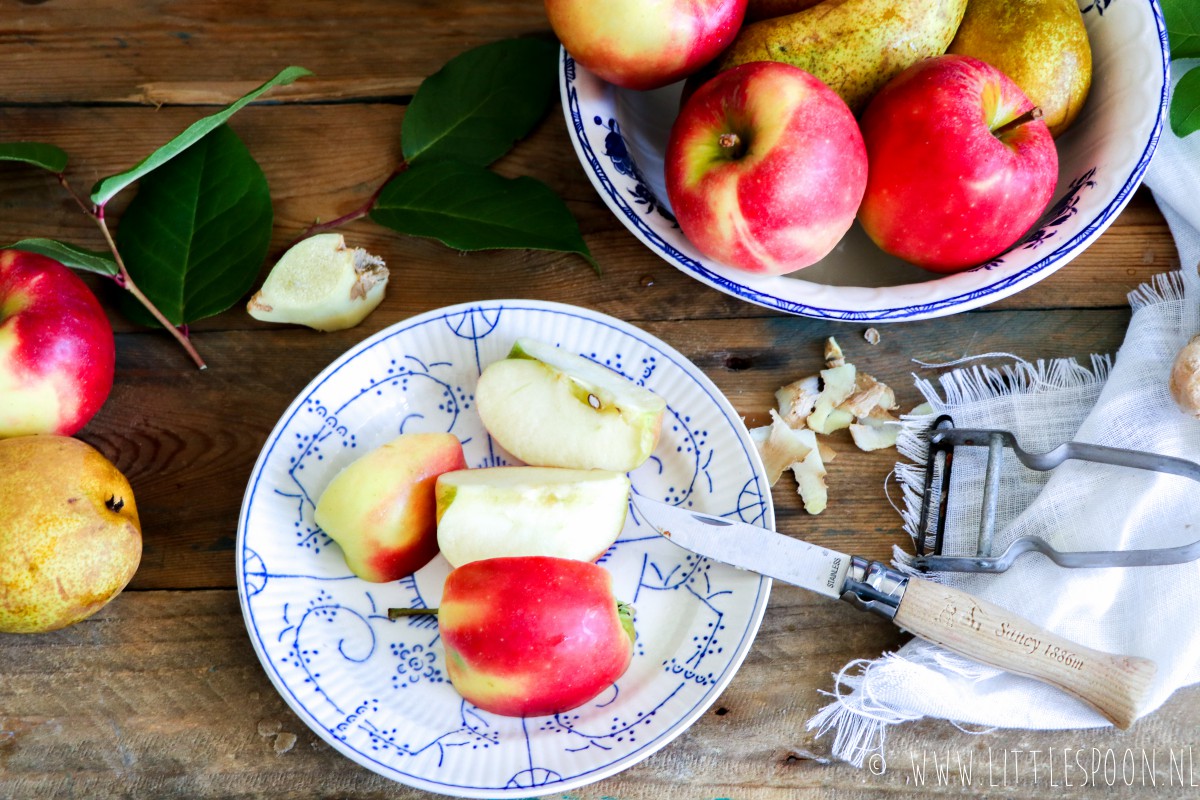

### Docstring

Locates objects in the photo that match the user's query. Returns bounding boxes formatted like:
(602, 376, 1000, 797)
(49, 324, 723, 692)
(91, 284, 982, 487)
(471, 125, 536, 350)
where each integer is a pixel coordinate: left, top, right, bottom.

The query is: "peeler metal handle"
(914, 416, 1200, 573)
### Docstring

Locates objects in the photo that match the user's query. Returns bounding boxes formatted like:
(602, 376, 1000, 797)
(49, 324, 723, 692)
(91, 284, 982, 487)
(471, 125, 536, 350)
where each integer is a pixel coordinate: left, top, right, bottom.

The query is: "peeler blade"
(912, 416, 1200, 573)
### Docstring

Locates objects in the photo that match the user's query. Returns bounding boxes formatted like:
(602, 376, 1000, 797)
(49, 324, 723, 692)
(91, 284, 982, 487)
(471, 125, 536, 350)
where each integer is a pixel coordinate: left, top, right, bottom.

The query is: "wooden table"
(2, 3, 1195, 797)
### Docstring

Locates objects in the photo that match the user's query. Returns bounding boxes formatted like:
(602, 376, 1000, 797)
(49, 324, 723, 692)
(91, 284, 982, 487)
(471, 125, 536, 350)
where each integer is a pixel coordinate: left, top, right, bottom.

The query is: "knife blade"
(631, 495, 1156, 730)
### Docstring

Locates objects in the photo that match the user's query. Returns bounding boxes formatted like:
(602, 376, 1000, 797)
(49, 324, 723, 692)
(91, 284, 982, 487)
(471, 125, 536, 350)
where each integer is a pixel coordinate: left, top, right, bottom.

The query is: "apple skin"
(857, 54, 1059, 273)
(438, 556, 635, 717)
(664, 61, 868, 275)
(314, 432, 467, 582)
(0, 250, 116, 437)
(546, 0, 747, 91)
(0, 435, 142, 633)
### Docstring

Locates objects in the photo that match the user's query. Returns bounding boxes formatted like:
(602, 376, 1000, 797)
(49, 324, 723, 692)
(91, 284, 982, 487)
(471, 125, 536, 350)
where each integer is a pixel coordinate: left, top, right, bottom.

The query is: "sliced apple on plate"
(436, 466, 630, 568)
(475, 338, 667, 472)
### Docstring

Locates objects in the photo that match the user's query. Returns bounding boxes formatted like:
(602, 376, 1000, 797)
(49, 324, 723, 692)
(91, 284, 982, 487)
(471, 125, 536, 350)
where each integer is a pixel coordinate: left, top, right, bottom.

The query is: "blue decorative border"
(561, 0, 1170, 321)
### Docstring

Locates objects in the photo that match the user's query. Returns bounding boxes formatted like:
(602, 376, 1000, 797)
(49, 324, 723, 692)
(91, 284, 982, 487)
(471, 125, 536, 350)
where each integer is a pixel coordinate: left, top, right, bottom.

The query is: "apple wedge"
(314, 432, 466, 582)
(436, 467, 630, 567)
(476, 338, 667, 472)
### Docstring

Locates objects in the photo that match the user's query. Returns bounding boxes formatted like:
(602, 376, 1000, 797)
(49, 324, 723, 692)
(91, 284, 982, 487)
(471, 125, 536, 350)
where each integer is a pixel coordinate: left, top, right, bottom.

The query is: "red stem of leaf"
(58, 174, 207, 370)
(290, 160, 409, 247)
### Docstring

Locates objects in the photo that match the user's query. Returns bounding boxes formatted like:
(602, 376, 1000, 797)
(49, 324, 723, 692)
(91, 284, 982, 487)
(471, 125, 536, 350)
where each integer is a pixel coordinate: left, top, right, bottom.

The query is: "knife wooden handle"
(894, 577, 1156, 729)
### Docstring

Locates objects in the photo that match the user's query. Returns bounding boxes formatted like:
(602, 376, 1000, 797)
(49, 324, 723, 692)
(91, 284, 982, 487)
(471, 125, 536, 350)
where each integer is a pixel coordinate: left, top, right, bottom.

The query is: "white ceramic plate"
(561, 0, 1169, 321)
(236, 300, 773, 797)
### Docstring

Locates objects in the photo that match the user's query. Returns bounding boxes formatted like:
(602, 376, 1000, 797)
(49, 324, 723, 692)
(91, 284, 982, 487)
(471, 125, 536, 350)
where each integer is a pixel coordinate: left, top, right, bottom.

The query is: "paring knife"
(631, 496, 1156, 729)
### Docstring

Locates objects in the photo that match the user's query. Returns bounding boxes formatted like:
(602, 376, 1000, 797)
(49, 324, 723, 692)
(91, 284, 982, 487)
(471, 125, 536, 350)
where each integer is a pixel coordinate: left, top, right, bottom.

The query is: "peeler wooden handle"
(893, 578, 1157, 729)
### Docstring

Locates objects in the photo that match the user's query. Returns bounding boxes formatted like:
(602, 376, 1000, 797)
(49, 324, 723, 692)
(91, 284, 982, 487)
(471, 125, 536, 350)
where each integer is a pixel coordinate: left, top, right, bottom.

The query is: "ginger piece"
(749, 410, 814, 486)
(824, 337, 845, 368)
(807, 363, 856, 434)
(775, 375, 821, 428)
(790, 427, 828, 514)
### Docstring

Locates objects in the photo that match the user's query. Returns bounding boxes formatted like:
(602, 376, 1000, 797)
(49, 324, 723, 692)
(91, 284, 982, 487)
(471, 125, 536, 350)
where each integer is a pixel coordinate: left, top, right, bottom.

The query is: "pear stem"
(388, 607, 439, 619)
(994, 106, 1043, 138)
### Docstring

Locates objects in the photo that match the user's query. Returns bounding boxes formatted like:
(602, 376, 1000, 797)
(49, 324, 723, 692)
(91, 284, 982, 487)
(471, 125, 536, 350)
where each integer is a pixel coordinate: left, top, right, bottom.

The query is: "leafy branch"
(295, 38, 596, 271)
(0, 66, 311, 369)
(1163, 0, 1200, 137)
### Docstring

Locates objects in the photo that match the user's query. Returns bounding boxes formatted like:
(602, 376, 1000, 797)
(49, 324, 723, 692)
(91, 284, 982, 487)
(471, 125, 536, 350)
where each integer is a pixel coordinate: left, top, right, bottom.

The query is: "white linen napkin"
(807, 60, 1200, 766)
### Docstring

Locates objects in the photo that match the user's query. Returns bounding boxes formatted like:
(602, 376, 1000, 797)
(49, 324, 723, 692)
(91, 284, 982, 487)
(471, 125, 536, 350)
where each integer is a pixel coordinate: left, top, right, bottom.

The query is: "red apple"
(664, 62, 868, 275)
(0, 250, 115, 437)
(437, 556, 635, 717)
(314, 432, 467, 582)
(546, 0, 746, 91)
(857, 54, 1059, 273)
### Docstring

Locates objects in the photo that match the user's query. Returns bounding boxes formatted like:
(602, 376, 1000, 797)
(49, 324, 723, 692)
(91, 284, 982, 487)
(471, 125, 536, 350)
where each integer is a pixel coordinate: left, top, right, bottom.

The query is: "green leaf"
(1171, 66, 1200, 137)
(115, 124, 273, 326)
(0, 142, 68, 173)
(3, 238, 117, 275)
(1163, 0, 1200, 59)
(90, 65, 310, 207)
(371, 161, 596, 270)
(402, 38, 558, 167)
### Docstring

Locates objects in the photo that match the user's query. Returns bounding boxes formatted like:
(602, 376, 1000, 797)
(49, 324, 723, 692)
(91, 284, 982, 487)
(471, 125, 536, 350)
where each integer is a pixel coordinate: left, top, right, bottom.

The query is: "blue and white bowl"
(561, 0, 1169, 322)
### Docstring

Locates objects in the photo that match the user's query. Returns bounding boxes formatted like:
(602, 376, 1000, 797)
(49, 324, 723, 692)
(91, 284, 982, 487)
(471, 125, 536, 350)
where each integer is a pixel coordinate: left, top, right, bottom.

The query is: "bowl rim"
(559, 0, 1171, 322)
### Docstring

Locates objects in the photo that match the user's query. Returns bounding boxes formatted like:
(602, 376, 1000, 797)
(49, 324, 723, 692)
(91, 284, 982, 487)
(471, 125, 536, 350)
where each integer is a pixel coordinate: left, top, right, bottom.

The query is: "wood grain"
(0, 1, 1191, 797)
(1, 590, 1196, 799)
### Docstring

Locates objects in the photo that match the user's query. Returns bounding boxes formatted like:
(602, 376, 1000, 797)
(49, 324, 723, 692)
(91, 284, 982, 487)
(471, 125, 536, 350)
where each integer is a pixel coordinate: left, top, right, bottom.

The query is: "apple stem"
(718, 133, 741, 150)
(388, 607, 439, 619)
(993, 106, 1044, 138)
(289, 159, 409, 250)
(57, 173, 208, 370)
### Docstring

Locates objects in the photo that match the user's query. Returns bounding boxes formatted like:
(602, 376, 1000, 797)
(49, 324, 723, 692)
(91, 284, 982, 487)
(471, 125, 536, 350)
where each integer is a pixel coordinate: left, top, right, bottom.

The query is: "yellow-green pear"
(948, 0, 1092, 138)
(0, 435, 142, 633)
(716, 0, 969, 113)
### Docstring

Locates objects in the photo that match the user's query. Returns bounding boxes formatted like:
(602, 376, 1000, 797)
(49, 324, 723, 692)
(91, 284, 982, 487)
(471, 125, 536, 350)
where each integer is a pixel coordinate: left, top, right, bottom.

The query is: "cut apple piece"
(807, 363, 857, 434)
(748, 409, 814, 486)
(246, 233, 388, 332)
(435, 467, 630, 568)
(476, 338, 667, 472)
(314, 432, 467, 582)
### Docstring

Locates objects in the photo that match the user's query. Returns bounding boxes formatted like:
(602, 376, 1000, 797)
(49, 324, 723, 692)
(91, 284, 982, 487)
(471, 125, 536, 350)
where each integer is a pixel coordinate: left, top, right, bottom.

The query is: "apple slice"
(436, 467, 630, 567)
(475, 338, 667, 472)
(314, 432, 466, 582)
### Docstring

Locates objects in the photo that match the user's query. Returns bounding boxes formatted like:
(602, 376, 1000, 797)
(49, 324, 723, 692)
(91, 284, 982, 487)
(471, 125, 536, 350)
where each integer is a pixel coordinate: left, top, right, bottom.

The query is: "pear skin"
(0, 435, 141, 633)
(948, 0, 1092, 138)
(717, 0, 969, 113)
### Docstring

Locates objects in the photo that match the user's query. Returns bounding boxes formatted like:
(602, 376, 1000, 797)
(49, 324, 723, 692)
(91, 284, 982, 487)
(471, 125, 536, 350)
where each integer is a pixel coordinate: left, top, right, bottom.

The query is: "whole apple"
(546, 0, 746, 91)
(436, 556, 634, 717)
(0, 435, 142, 633)
(664, 62, 868, 275)
(857, 54, 1059, 272)
(0, 250, 116, 437)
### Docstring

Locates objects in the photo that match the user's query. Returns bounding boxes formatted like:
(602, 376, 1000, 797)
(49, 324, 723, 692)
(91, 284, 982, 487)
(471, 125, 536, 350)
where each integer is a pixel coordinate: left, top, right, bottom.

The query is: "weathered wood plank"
(80, 308, 1132, 591)
(2, 590, 1195, 799)
(0, 1, 554, 104)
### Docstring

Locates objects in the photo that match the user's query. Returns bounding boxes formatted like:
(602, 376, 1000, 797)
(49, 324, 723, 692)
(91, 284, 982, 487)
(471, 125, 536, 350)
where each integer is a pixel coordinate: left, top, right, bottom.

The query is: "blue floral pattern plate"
(236, 300, 773, 798)
(560, 0, 1168, 321)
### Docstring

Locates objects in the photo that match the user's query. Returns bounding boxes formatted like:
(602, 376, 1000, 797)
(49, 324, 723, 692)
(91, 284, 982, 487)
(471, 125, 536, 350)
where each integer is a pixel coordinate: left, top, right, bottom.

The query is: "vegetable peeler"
(914, 415, 1200, 573)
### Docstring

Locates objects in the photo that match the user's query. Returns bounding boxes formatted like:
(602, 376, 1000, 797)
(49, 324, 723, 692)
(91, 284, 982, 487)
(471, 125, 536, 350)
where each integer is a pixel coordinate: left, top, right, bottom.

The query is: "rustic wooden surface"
(1, 2, 1196, 798)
